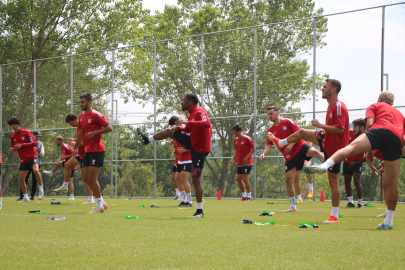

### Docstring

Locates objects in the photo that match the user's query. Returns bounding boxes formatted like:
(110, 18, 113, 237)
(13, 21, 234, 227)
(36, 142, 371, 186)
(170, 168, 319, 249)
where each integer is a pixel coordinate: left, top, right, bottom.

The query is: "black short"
(316, 130, 325, 152)
(324, 152, 342, 174)
(365, 129, 402, 161)
(82, 152, 105, 167)
(19, 158, 39, 171)
(237, 165, 252, 174)
(173, 132, 209, 174)
(285, 143, 312, 172)
(343, 161, 363, 175)
(70, 169, 76, 178)
(76, 156, 84, 169)
(172, 164, 177, 173)
(176, 163, 193, 173)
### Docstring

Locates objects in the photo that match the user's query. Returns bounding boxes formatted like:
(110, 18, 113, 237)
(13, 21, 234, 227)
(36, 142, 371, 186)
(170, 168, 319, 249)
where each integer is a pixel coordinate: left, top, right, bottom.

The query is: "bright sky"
(114, 1, 405, 125)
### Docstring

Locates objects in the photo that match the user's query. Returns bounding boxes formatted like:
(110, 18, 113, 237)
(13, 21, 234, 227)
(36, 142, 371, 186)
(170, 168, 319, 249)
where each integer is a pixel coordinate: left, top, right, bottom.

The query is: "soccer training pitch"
(1, 197, 404, 269)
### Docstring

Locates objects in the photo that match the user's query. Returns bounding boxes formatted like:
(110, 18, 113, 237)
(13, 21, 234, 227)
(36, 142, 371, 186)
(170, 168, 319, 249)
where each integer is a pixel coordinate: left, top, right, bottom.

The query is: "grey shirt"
(35, 140, 45, 165)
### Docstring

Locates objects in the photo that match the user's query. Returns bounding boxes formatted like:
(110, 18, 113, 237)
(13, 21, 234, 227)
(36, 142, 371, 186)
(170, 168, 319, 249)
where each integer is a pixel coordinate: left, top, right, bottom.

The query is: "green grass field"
(1, 197, 404, 269)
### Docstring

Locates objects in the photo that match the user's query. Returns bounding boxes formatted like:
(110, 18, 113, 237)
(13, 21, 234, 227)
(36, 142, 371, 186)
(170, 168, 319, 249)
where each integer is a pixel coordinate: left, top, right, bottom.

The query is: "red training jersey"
(322, 100, 349, 157)
(78, 109, 110, 153)
(365, 102, 405, 143)
(374, 150, 384, 161)
(234, 135, 255, 166)
(10, 128, 38, 164)
(175, 141, 192, 164)
(345, 130, 365, 163)
(60, 144, 77, 170)
(266, 118, 306, 162)
(178, 105, 212, 153)
(76, 128, 86, 159)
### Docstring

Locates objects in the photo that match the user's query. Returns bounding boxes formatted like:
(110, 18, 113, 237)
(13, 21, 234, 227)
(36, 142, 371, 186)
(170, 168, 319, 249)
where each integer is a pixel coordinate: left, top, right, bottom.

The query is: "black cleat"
(345, 202, 355, 208)
(16, 197, 23, 201)
(181, 202, 193, 207)
(137, 128, 150, 145)
(177, 201, 185, 207)
(190, 211, 204, 218)
(356, 203, 364, 208)
(30, 197, 35, 201)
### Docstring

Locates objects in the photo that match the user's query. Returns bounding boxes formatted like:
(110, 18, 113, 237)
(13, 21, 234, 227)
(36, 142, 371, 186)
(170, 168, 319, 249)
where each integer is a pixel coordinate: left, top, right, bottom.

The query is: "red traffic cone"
(320, 190, 325, 202)
(217, 189, 222, 200)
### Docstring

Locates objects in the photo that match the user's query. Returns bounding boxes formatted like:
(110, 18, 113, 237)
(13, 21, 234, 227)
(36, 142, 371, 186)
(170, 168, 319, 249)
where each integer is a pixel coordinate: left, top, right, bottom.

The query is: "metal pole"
(115, 100, 118, 197)
(312, 17, 317, 201)
(110, 50, 115, 198)
(380, 6, 385, 201)
(253, 27, 257, 199)
(70, 56, 74, 138)
(33, 61, 36, 130)
(153, 42, 157, 198)
(0, 65, 2, 187)
(200, 35, 204, 188)
(383, 73, 388, 90)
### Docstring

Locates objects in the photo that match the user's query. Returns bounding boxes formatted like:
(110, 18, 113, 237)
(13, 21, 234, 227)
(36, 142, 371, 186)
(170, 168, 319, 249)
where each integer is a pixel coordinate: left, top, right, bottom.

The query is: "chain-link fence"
(1, 3, 405, 202)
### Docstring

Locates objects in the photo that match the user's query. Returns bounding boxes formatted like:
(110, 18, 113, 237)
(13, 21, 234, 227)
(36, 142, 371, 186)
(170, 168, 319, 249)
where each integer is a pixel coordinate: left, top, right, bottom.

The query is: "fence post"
(115, 100, 118, 197)
(380, 6, 385, 201)
(200, 35, 204, 188)
(312, 17, 317, 201)
(0, 65, 2, 188)
(110, 50, 115, 198)
(70, 56, 74, 139)
(33, 61, 36, 130)
(153, 42, 157, 198)
(253, 27, 257, 199)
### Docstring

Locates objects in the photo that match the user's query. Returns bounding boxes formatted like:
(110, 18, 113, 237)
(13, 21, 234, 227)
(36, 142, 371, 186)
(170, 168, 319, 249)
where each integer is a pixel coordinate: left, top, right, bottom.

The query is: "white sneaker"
(377, 212, 387, 218)
(0, 205, 2, 210)
(53, 186, 68, 192)
(42, 170, 53, 176)
(69, 198, 75, 201)
(89, 207, 104, 213)
(38, 191, 44, 200)
(177, 196, 183, 201)
(283, 207, 297, 212)
(20, 198, 30, 202)
(82, 200, 95, 205)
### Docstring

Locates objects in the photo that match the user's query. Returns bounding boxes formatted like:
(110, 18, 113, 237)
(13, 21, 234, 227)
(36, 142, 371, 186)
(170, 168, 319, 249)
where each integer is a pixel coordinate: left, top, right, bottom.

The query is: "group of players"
(2, 79, 404, 228)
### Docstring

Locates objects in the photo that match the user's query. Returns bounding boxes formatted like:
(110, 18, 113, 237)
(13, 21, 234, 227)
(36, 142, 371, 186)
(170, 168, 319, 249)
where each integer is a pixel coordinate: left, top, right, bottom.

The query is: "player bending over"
(269, 79, 349, 222)
(304, 91, 404, 229)
(42, 136, 77, 200)
(230, 124, 256, 201)
(138, 93, 212, 218)
(263, 106, 324, 212)
(8, 117, 44, 201)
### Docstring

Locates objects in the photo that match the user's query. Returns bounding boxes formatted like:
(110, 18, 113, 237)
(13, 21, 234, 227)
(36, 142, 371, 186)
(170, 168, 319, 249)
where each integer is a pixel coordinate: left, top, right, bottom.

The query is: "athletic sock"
(289, 197, 296, 208)
(331, 207, 339, 218)
(175, 188, 180, 196)
(323, 158, 335, 169)
(148, 135, 155, 142)
(386, 206, 388, 212)
(23, 193, 29, 200)
(88, 196, 94, 202)
(181, 191, 186, 202)
(297, 195, 302, 201)
(242, 192, 247, 198)
(247, 192, 252, 198)
(96, 198, 103, 208)
(70, 194, 74, 199)
(309, 183, 313, 190)
(278, 139, 288, 147)
(187, 193, 192, 204)
(384, 210, 395, 225)
(348, 196, 353, 203)
(38, 186, 44, 192)
(62, 182, 68, 188)
(0, 197, 2, 205)
(358, 198, 363, 205)
(197, 202, 203, 210)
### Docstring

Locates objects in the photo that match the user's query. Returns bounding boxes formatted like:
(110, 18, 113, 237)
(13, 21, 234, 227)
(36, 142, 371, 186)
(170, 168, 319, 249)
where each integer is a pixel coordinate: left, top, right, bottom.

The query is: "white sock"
(24, 193, 29, 199)
(175, 188, 180, 196)
(96, 198, 103, 208)
(278, 139, 288, 147)
(386, 206, 388, 213)
(309, 183, 313, 190)
(289, 197, 296, 208)
(181, 191, 186, 202)
(384, 210, 395, 225)
(197, 202, 203, 209)
(187, 193, 192, 204)
(358, 198, 362, 205)
(88, 196, 94, 202)
(242, 192, 247, 197)
(70, 194, 74, 199)
(297, 195, 302, 201)
(0, 197, 2, 204)
(101, 196, 106, 205)
(348, 196, 353, 203)
(62, 182, 68, 188)
(247, 192, 252, 198)
(148, 135, 155, 142)
(331, 207, 339, 218)
(323, 158, 335, 169)
(39, 186, 44, 192)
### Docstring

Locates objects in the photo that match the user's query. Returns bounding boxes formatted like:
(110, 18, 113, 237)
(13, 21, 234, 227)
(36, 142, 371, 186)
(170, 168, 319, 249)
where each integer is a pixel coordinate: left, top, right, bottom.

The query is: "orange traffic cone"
(217, 189, 222, 200)
(320, 190, 325, 202)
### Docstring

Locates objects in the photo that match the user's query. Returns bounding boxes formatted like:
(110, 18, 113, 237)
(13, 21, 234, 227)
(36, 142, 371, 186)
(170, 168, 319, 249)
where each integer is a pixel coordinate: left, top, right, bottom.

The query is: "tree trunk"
(2, 152, 17, 195)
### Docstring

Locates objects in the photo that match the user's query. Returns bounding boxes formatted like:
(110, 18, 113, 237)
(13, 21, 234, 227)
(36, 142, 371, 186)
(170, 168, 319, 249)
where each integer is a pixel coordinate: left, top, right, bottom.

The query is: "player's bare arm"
(311, 119, 344, 134)
(230, 151, 237, 166)
(85, 123, 113, 139)
(243, 145, 256, 164)
(259, 145, 272, 162)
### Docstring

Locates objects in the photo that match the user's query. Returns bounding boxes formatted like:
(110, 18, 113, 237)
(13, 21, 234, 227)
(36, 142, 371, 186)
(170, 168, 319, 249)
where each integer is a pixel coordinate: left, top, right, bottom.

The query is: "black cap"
(33, 131, 41, 136)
